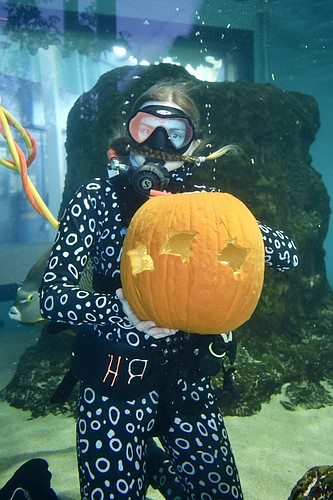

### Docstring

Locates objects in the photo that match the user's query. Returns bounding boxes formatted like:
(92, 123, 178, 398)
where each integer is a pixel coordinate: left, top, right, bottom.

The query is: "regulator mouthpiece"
(128, 161, 170, 196)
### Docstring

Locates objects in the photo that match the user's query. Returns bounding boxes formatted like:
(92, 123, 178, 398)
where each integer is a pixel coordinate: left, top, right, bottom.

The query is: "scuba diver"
(39, 80, 298, 499)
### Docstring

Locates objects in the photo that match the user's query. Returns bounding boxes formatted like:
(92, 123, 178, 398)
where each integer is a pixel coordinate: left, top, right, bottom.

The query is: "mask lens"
(128, 111, 194, 150)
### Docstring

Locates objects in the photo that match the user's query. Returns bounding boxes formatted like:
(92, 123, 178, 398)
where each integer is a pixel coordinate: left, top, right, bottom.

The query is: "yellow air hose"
(0, 102, 59, 230)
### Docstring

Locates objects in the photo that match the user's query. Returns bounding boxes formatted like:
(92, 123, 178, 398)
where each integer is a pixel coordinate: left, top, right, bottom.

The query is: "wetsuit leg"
(76, 378, 242, 500)
(146, 439, 186, 499)
(157, 376, 243, 500)
(76, 384, 159, 500)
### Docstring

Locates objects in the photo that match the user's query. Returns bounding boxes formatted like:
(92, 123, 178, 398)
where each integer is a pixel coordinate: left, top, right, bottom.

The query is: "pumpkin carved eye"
(216, 239, 250, 277)
(160, 228, 199, 263)
(126, 243, 154, 276)
(127, 229, 199, 274)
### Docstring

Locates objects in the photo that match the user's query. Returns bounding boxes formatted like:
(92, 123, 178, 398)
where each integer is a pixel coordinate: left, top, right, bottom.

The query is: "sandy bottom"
(1, 393, 332, 499)
(1, 304, 332, 499)
(226, 396, 333, 499)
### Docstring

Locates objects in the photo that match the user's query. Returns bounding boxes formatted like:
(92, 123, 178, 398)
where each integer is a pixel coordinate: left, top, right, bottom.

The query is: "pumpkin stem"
(149, 189, 172, 197)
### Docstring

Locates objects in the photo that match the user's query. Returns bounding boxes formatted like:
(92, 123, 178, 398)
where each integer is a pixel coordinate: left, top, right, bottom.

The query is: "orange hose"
(0, 105, 59, 229)
(16, 142, 45, 217)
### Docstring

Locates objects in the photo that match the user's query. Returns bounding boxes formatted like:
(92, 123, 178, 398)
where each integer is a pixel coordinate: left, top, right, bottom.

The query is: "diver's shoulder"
(85, 177, 111, 190)
(70, 175, 129, 206)
(78, 176, 122, 194)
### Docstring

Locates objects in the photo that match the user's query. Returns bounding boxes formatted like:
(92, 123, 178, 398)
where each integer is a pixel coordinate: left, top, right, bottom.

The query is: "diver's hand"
(116, 288, 178, 339)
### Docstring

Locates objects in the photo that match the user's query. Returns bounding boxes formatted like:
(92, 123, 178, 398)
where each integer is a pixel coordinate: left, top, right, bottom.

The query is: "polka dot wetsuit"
(39, 172, 298, 500)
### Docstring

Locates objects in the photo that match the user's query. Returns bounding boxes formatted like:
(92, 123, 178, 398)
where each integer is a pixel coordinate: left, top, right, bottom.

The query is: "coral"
(289, 465, 333, 499)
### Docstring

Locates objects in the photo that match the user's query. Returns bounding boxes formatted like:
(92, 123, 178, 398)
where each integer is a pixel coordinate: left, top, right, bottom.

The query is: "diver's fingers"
(135, 320, 158, 332)
(116, 288, 139, 322)
(116, 288, 178, 337)
(144, 327, 178, 339)
(116, 288, 156, 330)
(116, 288, 125, 300)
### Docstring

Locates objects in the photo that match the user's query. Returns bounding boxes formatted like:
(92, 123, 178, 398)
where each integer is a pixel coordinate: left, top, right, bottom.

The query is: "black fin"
(0, 458, 58, 500)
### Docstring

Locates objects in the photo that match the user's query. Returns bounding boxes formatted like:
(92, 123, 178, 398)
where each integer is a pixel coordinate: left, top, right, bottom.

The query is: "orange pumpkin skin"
(120, 191, 265, 334)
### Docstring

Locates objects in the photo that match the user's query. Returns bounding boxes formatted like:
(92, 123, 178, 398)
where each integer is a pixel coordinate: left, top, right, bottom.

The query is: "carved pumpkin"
(120, 191, 265, 334)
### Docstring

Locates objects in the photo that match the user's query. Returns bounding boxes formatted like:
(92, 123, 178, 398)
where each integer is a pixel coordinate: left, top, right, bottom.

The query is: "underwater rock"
(1, 326, 78, 418)
(289, 465, 333, 499)
(2, 63, 333, 418)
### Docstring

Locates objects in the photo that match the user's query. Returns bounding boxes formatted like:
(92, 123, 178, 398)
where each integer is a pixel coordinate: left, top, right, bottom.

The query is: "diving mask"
(127, 105, 197, 155)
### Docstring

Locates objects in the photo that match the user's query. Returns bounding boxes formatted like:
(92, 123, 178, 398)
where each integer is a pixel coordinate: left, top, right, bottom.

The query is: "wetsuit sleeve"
(258, 221, 298, 272)
(39, 181, 120, 326)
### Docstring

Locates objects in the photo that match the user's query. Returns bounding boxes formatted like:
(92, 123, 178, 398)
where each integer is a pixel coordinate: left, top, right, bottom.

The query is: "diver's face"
(130, 100, 201, 172)
(136, 116, 188, 150)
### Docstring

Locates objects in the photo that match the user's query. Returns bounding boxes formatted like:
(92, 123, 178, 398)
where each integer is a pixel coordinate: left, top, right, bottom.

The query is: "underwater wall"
(2, 63, 333, 417)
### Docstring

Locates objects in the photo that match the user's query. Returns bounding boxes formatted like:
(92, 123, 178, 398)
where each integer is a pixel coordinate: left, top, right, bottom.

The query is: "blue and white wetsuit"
(39, 169, 298, 500)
